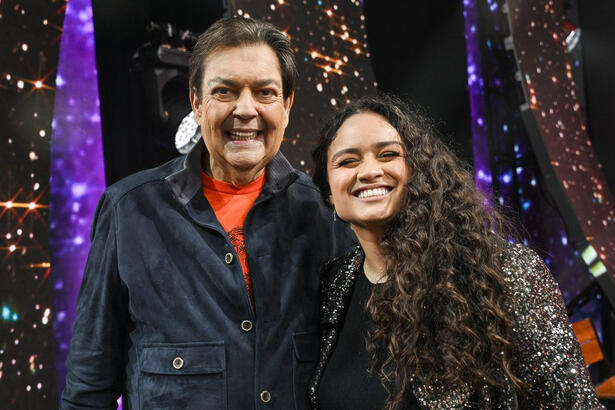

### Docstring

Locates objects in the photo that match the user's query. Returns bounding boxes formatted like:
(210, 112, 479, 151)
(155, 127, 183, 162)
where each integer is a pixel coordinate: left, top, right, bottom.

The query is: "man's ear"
(283, 92, 294, 125)
(190, 88, 201, 118)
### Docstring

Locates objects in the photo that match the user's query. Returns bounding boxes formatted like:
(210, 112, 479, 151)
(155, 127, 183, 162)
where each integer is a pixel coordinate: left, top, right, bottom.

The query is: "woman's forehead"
(329, 112, 401, 152)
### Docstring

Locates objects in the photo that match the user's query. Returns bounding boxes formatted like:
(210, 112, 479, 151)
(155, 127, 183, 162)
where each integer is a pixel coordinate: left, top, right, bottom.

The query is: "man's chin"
(225, 157, 268, 174)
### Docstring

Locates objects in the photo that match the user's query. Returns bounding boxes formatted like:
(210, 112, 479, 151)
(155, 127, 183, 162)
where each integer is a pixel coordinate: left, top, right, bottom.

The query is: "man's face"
(190, 44, 294, 184)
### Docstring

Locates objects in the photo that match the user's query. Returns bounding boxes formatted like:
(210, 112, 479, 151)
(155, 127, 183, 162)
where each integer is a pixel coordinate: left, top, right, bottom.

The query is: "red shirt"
(201, 171, 266, 305)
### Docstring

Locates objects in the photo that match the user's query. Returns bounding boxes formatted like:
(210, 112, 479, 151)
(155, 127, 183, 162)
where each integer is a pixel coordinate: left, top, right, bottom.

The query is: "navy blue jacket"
(61, 139, 355, 410)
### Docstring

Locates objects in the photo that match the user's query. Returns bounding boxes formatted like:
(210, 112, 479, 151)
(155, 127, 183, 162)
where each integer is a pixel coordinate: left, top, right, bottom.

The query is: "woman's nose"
(357, 158, 384, 181)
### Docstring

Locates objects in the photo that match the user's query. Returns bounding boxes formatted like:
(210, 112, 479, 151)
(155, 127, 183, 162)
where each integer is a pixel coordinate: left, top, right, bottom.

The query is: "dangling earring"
(333, 208, 337, 222)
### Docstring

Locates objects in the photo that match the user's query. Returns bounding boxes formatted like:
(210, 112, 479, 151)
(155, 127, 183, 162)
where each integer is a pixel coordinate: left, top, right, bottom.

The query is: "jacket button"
(260, 390, 271, 403)
(172, 356, 184, 370)
(224, 253, 233, 264)
(241, 320, 253, 332)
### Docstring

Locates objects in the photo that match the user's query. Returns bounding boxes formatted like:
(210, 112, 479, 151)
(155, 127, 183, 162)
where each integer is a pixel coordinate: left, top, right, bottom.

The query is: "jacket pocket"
(139, 341, 226, 410)
(292, 332, 320, 410)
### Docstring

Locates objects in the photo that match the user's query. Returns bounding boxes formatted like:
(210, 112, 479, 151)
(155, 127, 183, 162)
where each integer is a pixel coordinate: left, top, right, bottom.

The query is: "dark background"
(364, 0, 474, 166)
(578, 1, 615, 193)
(91, 0, 615, 194)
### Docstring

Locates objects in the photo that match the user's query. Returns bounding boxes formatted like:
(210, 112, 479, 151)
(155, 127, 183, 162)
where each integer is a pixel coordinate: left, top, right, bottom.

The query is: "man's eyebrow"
(330, 141, 404, 162)
(207, 77, 239, 87)
(207, 77, 282, 88)
(252, 78, 282, 88)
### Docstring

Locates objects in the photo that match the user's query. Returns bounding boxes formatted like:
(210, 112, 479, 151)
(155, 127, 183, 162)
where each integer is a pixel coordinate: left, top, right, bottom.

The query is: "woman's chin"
(347, 215, 395, 235)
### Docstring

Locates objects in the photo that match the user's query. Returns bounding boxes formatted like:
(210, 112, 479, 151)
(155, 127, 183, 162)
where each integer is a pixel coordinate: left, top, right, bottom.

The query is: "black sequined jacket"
(308, 244, 605, 409)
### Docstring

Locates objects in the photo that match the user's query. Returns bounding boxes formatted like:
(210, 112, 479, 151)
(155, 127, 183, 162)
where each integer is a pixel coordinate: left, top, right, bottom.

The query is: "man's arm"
(61, 193, 128, 409)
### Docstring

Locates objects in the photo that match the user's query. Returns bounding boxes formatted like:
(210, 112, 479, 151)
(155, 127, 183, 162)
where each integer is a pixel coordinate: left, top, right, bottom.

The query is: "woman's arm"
(505, 244, 604, 409)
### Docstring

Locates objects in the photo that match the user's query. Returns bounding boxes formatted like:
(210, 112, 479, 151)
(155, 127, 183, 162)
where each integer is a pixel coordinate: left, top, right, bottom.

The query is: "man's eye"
(213, 88, 230, 95)
(259, 89, 276, 97)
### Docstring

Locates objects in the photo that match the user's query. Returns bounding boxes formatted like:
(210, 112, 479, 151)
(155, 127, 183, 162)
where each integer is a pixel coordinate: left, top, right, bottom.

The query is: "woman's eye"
(338, 158, 358, 167)
(380, 151, 402, 158)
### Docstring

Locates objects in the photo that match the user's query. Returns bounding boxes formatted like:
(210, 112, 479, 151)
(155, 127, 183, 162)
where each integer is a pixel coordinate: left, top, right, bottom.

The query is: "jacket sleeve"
(61, 192, 128, 409)
(507, 245, 604, 409)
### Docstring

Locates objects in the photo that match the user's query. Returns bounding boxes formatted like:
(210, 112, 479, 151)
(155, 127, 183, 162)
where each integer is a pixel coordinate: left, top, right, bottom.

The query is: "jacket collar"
(321, 245, 364, 326)
(165, 138, 299, 207)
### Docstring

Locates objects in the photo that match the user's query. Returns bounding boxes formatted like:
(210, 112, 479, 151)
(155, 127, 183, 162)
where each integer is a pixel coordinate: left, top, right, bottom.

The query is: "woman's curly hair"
(312, 94, 522, 409)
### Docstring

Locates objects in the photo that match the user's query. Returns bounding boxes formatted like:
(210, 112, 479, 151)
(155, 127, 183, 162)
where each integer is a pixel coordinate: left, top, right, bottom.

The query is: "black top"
(319, 268, 420, 410)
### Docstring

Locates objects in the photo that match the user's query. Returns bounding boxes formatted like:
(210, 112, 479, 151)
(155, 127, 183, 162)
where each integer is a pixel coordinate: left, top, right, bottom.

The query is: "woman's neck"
(352, 225, 387, 284)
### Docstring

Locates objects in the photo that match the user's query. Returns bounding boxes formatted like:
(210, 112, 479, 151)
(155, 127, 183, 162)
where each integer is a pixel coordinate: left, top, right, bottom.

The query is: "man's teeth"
(228, 131, 259, 140)
(357, 187, 389, 198)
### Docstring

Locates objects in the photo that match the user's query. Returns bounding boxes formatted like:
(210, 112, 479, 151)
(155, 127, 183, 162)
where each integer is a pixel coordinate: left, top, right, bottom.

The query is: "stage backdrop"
(1, 0, 65, 407)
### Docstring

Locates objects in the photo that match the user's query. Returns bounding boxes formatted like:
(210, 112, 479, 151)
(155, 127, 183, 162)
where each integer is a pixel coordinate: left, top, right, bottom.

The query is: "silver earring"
(333, 208, 337, 222)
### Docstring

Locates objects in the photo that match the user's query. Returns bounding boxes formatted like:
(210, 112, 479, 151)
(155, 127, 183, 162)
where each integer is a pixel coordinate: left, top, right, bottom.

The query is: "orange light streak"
(0, 201, 49, 209)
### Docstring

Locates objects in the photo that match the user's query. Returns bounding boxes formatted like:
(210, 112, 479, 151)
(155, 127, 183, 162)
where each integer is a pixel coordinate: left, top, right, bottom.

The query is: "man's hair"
(189, 17, 297, 100)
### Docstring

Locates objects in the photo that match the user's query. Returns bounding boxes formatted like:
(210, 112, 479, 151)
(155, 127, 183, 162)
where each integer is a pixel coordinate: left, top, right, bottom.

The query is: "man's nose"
(233, 89, 258, 119)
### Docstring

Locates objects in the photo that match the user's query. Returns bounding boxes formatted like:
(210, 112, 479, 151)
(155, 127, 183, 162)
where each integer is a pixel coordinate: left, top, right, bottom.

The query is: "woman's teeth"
(357, 187, 389, 198)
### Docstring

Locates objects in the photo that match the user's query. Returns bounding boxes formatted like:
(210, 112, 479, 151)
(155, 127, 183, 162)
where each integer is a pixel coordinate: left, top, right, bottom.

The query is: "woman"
(309, 95, 603, 409)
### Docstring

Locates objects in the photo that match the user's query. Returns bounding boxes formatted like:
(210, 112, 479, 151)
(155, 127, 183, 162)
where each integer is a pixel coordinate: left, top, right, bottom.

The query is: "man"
(62, 17, 354, 409)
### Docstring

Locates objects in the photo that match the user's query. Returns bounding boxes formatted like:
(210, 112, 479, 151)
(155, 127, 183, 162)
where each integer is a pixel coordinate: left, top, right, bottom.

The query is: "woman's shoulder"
(322, 245, 363, 282)
(320, 245, 364, 325)
(497, 241, 556, 296)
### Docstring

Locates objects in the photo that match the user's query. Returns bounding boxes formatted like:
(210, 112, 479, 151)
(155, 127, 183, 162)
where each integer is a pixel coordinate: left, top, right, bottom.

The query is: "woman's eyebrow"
(330, 141, 403, 162)
(330, 148, 360, 162)
(374, 141, 404, 149)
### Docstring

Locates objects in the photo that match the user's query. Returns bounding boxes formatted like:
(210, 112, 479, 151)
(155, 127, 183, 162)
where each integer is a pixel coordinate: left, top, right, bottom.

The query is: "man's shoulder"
(283, 168, 323, 200)
(104, 155, 185, 203)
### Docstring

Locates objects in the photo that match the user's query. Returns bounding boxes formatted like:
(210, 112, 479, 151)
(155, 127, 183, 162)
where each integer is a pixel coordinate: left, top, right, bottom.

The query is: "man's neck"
(202, 155, 265, 188)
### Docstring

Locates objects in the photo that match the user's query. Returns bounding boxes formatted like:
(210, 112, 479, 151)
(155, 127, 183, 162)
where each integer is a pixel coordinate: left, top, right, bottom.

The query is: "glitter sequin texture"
(309, 244, 604, 409)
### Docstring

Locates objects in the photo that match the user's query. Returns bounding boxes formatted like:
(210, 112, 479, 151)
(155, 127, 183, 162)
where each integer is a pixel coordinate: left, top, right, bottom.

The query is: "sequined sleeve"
(503, 244, 604, 409)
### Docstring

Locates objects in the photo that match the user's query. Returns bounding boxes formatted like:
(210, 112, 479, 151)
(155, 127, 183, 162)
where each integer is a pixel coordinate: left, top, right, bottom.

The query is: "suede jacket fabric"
(61, 139, 356, 410)
(309, 244, 604, 409)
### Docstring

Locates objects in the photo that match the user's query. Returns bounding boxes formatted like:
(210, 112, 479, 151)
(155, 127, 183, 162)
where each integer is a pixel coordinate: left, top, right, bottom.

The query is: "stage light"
(582, 245, 598, 266)
(174, 112, 199, 154)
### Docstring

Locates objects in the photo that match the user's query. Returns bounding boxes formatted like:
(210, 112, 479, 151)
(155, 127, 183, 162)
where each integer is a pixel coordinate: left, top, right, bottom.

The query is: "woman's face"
(326, 112, 411, 233)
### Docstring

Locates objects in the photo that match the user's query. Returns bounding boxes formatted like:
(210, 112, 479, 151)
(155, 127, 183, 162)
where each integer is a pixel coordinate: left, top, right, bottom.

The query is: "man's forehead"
(202, 44, 281, 76)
